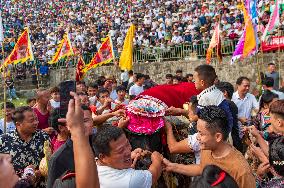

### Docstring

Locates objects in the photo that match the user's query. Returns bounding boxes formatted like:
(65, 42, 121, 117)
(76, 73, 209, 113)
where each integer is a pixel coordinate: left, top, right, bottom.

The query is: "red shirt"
(33, 108, 50, 130)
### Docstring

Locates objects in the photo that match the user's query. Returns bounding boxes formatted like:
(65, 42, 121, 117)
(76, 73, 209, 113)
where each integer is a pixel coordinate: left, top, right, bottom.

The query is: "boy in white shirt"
(112, 85, 129, 110)
(0, 102, 16, 134)
(87, 83, 98, 105)
(49, 87, 60, 109)
(129, 73, 145, 100)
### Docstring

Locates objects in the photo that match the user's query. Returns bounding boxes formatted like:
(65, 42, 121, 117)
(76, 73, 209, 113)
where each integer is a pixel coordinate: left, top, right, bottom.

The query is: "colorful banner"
(262, 0, 279, 42)
(3, 28, 34, 66)
(76, 56, 86, 81)
(261, 36, 284, 51)
(119, 24, 135, 71)
(0, 11, 4, 43)
(48, 33, 74, 64)
(231, 2, 257, 64)
(83, 36, 114, 72)
(206, 23, 222, 64)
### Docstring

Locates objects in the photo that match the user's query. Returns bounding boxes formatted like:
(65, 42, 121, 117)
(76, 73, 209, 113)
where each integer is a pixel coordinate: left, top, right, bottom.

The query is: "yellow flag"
(119, 24, 135, 71)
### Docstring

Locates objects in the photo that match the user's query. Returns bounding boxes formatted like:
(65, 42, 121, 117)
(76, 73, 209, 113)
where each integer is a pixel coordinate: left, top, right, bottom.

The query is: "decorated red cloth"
(139, 82, 200, 109)
(126, 96, 167, 135)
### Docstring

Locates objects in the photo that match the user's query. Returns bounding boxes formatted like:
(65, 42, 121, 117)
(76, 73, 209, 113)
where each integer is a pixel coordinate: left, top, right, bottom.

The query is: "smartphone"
(59, 80, 76, 117)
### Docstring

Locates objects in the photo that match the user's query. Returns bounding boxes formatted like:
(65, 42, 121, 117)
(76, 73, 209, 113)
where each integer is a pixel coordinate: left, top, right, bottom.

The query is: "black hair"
(259, 90, 278, 110)
(176, 69, 183, 73)
(197, 106, 229, 140)
(215, 82, 234, 99)
(76, 81, 86, 86)
(268, 63, 275, 66)
(194, 65, 217, 86)
(95, 79, 105, 87)
(186, 73, 193, 78)
(92, 125, 124, 156)
(13, 106, 33, 123)
(270, 100, 284, 119)
(269, 137, 284, 176)
(262, 77, 274, 88)
(181, 77, 188, 82)
(190, 165, 239, 188)
(49, 108, 65, 133)
(144, 75, 150, 80)
(190, 96, 198, 114)
(1, 102, 15, 110)
(50, 86, 60, 94)
(136, 73, 145, 80)
(236, 76, 250, 85)
(116, 85, 126, 92)
(173, 75, 182, 81)
(88, 83, 99, 89)
(26, 98, 36, 105)
(128, 70, 134, 75)
(166, 74, 173, 79)
(96, 88, 110, 98)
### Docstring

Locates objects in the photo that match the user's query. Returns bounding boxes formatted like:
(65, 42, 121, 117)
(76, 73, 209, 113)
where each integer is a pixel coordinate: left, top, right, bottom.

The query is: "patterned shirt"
(0, 130, 50, 175)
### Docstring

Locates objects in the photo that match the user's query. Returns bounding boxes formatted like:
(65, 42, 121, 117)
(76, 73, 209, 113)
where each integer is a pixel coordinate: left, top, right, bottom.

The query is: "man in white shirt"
(93, 125, 163, 188)
(232, 77, 259, 126)
(129, 73, 145, 100)
(171, 30, 183, 44)
(120, 70, 129, 89)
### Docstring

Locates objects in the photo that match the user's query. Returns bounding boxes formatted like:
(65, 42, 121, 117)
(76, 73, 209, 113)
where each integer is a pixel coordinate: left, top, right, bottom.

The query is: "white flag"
(0, 11, 4, 43)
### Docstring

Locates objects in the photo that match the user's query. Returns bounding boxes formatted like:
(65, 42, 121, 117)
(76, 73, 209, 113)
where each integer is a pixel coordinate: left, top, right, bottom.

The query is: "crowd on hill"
(1, 0, 284, 62)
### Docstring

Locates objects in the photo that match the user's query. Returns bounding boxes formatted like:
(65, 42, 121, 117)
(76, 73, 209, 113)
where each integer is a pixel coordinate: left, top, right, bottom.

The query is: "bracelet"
(22, 167, 35, 179)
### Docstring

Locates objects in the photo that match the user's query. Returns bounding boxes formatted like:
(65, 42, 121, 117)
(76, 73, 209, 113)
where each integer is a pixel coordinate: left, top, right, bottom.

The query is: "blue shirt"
(39, 65, 48, 75)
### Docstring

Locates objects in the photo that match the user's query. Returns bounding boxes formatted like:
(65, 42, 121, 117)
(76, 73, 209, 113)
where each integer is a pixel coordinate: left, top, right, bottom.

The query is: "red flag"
(83, 36, 114, 73)
(76, 56, 86, 81)
(4, 28, 34, 66)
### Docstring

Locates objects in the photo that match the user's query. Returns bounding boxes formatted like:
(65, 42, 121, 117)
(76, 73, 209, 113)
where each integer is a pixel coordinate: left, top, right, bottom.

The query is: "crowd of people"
(0, 62, 283, 188)
(1, 0, 284, 62)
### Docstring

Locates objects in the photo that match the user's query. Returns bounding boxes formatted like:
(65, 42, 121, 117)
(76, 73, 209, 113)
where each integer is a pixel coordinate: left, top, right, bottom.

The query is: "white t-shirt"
(110, 90, 118, 101)
(188, 133, 201, 164)
(89, 96, 97, 105)
(0, 119, 15, 134)
(97, 165, 152, 188)
(129, 84, 144, 96)
(50, 99, 60, 109)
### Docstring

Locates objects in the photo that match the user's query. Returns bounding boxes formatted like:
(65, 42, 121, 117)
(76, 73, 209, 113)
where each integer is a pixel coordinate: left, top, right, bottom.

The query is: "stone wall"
(49, 53, 284, 88)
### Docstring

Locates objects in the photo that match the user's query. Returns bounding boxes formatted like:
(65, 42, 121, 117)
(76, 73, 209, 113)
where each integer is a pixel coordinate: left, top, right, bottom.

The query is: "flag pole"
(109, 34, 116, 65)
(35, 60, 40, 89)
(1, 41, 7, 134)
(278, 27, 281, 89)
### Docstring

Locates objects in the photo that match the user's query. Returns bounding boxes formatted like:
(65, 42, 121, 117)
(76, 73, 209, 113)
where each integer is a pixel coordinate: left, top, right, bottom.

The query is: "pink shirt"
(51, 136, 66, 153)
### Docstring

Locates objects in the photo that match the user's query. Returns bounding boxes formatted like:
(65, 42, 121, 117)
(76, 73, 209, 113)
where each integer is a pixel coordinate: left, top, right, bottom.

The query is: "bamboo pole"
(1, 41, 7, 134)
(35, 60, 40, 89)
(278, 27, 281, 89)
(65, 56, 70, 80)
